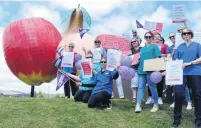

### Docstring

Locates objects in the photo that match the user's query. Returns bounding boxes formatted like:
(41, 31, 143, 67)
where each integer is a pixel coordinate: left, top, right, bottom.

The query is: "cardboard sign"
(143, 58, 166, 71)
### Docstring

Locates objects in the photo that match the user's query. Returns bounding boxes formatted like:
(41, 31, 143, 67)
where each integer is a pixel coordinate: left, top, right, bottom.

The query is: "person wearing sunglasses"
(88, 57, 119, 109)
(145, 33, 167, 105)
(171, 28, 201, 128)
(167, 32, 192, 110)
(135, 31, 161, 113)
(83, 39, 107, 72)
(62, 43, 79, 99)
(177, 26, 184, 33)
(128, 37, 142, 102)
(66, 50, 98, 103)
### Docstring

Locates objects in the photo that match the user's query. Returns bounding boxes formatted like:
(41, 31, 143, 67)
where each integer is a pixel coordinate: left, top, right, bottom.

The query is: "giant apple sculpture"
(2, 17, 62, 86)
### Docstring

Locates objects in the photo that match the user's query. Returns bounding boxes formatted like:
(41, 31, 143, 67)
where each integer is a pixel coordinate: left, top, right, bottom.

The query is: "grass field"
(0, 97, 195, 128)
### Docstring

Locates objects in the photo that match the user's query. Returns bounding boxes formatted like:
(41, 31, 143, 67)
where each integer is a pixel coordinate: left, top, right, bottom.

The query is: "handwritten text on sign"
(172, 5, 186, 23)
(96, 34, 131, 55)
(61, 52, 74, 68)
(106, 49, 122, 71)
(165, 60, 183, 85)
(81, 59, 92, 78)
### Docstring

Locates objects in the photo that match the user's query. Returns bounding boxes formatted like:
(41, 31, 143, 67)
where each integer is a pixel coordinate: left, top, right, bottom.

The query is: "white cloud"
(18, 3, 62, 32)
(192, 9, 201, 31)
(51, 0, 125, 20)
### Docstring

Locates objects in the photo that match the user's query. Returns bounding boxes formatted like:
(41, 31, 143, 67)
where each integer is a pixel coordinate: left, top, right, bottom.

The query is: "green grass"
(0, 97, 194, 128)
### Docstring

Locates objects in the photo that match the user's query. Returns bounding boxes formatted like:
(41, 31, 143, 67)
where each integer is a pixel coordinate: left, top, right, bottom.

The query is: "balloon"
(2, 17, 62, 86)
(118, 66, 135, 80)
(75, 54, 82, 62)
(75, 61, 81, 70)
(150, 71, 162, 84)
(120, 56, 132, 66)
(57, 7, 94, 58)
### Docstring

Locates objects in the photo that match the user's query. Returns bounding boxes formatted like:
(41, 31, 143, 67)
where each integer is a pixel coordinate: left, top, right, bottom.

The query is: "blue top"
(93, 47, 107, 73)
(78, 63, 99, 91)
(166, 45, 175, 54)
(63, 67, 76, 74)
(138, 44, 161, 74)
(174, 42, 201, 76)
(92, 69, 117, 95)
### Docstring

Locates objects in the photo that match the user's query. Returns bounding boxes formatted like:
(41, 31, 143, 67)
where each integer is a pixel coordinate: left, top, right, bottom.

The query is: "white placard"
(165, 60, 183, 85)
(80, 59, 92, 78)
(143, 21, 156, 31)
(61, 52, 74, 68)
(91, 48, 102, 62)
(172, 5, 186, 23)
(106, 49, 122, 71)
(175, 32, 201, 48)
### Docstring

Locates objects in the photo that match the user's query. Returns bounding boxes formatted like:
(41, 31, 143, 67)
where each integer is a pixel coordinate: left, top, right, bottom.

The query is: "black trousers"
(148, 76, 165, 97)
(74, 90, 92, 103)
(174, 75, 201, 125)
(64, 73, 78, 98)
(88, 91, 111, 108)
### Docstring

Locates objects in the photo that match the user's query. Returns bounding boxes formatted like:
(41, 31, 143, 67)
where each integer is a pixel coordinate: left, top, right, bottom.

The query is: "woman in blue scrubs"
(172, 28, 201, 128)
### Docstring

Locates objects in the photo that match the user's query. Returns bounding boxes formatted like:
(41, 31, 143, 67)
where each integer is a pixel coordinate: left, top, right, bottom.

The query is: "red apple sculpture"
(2, 17, 62, 86)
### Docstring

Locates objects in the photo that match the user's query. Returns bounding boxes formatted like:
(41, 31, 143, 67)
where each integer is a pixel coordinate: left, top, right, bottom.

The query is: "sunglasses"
(182, 32, 192, 36)
(95, 41, 101, 44)
(169, 36, 175, 39)
(86, 57, 92, 59)
(100, 61, 107, 64)
(145, 36, 152, 39)
(131, 41, 137, 43)
(178, 29, 182, 32)
(69, 46, 74, 48)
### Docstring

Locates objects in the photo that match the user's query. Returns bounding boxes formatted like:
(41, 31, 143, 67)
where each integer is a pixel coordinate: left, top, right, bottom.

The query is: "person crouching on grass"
(67, 50, 100, 103)
(88, 57, 119, 109)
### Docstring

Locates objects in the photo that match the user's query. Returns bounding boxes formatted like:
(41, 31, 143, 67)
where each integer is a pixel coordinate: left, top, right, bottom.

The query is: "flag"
(143, 21, 163, 32)
(79, 28, 90, 39)
(56, 46, 66, 56)
(56, 70, 69, 91)
(136, 20, 143, 28)
(51, 56, 63, 68)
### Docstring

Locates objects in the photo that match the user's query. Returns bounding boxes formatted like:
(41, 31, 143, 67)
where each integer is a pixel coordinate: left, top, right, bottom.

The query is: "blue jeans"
(137, 74, 158, 104)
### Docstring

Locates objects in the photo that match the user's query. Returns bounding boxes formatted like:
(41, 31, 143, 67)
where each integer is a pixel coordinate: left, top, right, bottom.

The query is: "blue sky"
(0, 0, 201, 94)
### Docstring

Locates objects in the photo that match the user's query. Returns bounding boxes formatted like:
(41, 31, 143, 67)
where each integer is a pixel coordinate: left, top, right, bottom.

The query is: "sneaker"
(158, 97, 163, 105)
(135, 104, 142, 113)
(171, 121, 180, 128)
(186, 102, 192, 110)
(107, 100, 112, 110)
(150, 104, 159, 112)
(170, 102, 175, 108)
(120, 96, 125, 99)
(145, 97, 154, 104)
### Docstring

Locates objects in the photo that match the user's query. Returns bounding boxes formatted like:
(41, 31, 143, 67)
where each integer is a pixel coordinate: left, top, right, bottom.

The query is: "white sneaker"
(170, 102, 175, 108)
(145, 97, 154, 104)
(135, 104, 142, 113)
(150, 104, 159, 112)
(120, 96, 125, 99)
(158, 97, 163, 105)
(186, 102, 192, 110)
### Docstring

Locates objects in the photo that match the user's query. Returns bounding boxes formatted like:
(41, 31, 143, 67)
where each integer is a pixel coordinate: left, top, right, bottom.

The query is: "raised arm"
(66, 73, 81, 82)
